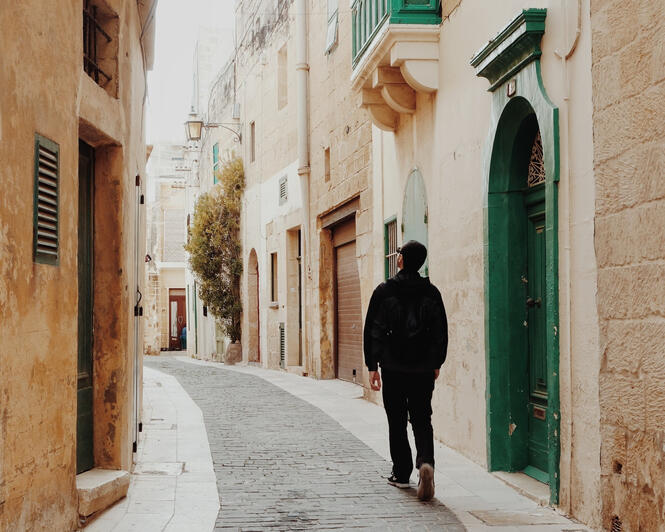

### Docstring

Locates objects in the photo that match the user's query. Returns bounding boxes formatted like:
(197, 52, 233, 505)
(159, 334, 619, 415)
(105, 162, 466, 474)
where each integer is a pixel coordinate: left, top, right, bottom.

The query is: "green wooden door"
(525, 189, 548, 479)
(77, 141, 94, 474)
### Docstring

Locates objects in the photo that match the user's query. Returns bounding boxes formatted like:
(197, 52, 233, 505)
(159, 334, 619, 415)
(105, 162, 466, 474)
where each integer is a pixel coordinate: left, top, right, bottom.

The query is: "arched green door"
(486, 96, 557, 487)
(402, 169, 428, 275)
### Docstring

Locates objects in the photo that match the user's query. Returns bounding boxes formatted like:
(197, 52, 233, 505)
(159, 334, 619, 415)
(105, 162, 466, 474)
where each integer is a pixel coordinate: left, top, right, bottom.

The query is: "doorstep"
(76, 468, 130, 519)
(493, 470, 550, 506)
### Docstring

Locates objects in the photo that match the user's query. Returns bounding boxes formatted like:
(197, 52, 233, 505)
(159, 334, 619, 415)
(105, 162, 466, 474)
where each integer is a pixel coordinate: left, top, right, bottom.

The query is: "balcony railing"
(352, 0, 441, 67)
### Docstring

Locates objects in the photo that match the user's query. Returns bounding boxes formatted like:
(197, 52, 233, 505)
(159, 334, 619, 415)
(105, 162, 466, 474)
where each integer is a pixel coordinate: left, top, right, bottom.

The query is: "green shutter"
(402, 169, 428, 275)
(213, 143, 219, 184)
(33, 134, 60, 265)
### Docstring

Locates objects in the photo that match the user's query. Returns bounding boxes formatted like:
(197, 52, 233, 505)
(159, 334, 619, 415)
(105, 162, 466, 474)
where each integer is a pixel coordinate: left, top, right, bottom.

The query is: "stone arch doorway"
(485, 94, 560, 495)
(402, 168, 428, 275)
(247, 249, 260, 363)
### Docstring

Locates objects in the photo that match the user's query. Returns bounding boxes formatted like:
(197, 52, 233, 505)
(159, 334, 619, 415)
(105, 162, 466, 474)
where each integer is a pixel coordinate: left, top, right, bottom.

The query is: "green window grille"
(33, 134, 60, 265)
(384, 216, 398, 279)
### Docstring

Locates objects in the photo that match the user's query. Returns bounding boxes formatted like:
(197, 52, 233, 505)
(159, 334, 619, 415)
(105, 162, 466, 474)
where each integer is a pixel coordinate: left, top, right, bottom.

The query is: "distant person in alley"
(363, 240, 448, 501)
(180, 325, 187, 350)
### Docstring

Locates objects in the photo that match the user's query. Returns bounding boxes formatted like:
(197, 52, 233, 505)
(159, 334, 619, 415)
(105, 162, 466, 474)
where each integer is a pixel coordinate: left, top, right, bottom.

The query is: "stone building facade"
(0, 1, 156, 529)
(190, 0, 664, 529)
(144, 144, 187, 355)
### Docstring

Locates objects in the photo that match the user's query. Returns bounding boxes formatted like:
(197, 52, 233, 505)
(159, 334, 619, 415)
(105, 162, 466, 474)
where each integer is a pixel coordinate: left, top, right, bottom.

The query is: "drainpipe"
(295, 0, 311, 372)
(554, 0, 581, 508)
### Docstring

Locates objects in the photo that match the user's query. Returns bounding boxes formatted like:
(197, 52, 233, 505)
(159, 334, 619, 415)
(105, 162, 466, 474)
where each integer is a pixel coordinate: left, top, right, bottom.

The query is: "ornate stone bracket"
(352, 26, 440, 132)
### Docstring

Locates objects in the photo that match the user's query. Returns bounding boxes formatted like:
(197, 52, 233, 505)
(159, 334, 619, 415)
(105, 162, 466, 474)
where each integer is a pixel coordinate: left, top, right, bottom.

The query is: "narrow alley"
(88, 355, 588, 531)
(3, 1, 665, 530)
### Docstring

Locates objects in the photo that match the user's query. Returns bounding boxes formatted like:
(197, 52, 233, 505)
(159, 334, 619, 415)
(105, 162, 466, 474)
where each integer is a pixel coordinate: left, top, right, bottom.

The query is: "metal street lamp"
(184, 113, 242, 143)
(185, 116, 204, 141)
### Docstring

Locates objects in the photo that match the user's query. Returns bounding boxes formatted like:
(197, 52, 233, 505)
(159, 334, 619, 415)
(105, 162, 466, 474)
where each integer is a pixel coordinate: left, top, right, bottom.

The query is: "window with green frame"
(384, 217, 398, 279)
(212, 143, 220, 183)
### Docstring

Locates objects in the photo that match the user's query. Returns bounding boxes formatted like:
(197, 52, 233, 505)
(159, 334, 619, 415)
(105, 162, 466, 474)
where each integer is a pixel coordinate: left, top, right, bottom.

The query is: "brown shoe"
(417, 463, 435, 501)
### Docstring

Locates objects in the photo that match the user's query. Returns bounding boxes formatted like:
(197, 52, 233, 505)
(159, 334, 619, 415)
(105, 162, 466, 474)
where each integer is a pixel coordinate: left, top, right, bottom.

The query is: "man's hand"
(434, 369, 440, 380)
(369, 370, 381, 391)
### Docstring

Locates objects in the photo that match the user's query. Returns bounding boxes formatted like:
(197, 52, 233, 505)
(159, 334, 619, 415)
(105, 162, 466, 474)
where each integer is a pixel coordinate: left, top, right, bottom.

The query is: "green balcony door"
(77, 140, 94, 474)
(525, 191, 548, 478)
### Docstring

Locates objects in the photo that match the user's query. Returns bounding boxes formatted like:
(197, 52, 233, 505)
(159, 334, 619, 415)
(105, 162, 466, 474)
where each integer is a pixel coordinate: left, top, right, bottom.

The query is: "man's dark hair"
(399, 240, 427, 272)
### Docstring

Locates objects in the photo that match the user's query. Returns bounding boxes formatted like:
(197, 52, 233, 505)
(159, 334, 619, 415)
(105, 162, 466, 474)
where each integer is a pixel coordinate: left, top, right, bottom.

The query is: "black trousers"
(381, 369, 436, 481)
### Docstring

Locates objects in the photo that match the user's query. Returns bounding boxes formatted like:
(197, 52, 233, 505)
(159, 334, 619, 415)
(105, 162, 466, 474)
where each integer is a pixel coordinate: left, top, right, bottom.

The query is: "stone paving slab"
(82, 365, 219, 531)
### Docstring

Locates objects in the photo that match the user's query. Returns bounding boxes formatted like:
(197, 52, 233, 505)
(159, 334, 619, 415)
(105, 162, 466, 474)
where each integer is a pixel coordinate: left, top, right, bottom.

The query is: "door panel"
(335, 240, 362, 383)
(77, 140, 94, 474)
(526, 207, 548, 474)
(169, 290, 186, 350)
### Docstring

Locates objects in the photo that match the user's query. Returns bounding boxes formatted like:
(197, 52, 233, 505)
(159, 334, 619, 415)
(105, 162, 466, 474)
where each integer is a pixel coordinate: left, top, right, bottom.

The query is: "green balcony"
(352, 0, 441, 68)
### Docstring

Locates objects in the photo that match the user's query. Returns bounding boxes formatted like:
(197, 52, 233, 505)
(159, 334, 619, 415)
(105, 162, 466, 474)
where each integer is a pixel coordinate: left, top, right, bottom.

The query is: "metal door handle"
(526, 297, 542, 308)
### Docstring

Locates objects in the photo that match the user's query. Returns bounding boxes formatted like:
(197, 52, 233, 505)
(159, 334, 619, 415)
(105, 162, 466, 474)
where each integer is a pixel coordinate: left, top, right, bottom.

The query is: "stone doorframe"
(471, 9, 561, 505)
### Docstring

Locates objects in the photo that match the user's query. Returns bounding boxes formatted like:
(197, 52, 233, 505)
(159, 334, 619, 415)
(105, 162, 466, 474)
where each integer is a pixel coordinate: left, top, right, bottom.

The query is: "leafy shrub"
(184, 156, 245, 342)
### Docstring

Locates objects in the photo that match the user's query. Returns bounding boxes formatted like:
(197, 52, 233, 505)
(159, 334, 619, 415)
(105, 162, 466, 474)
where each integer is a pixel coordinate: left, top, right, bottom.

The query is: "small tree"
(185, 156, 245, 342)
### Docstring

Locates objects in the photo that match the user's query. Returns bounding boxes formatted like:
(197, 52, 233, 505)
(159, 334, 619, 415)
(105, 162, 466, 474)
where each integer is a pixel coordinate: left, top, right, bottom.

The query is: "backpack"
(373, 279, 444, 362)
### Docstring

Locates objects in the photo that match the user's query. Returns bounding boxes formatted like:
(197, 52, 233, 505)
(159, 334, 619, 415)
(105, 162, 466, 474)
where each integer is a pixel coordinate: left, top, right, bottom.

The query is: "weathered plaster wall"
(0, 1, 149, 528)
(0, 3, 80, 528)
(590, 0, 665, 529)
(367, 0, 601, 525)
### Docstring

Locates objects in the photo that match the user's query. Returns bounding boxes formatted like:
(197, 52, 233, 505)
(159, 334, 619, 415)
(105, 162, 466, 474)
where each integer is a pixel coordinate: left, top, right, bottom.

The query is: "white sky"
(146, 0, 235, 145)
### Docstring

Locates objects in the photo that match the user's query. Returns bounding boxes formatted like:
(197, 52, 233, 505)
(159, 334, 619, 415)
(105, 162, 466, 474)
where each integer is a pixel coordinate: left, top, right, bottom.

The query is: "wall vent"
(611, 516, 622, 532)
(33, 135, 60, 265)
(279, 322, 286, 368)
(278, 175, 288, 205)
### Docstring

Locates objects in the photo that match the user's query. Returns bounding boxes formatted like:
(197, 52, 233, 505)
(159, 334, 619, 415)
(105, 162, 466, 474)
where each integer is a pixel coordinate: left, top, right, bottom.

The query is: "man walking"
(363, 240, 448, 501)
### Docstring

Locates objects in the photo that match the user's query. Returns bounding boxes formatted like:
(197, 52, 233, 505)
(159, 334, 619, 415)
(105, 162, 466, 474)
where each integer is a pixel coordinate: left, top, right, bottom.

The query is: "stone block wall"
(307, 0, 374, 380)
(591, 0, 665, 529)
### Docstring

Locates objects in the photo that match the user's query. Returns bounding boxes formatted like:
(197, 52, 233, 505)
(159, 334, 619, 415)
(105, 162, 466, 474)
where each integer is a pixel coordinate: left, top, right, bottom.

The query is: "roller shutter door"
(335, 235, 362, 383)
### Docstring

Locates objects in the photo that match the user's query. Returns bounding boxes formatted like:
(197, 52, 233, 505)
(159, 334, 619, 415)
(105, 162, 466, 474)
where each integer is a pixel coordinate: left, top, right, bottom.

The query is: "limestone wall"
(306, 0, 374, 381)
(0, 1, 152, 528)
(591, 0, 665, 529)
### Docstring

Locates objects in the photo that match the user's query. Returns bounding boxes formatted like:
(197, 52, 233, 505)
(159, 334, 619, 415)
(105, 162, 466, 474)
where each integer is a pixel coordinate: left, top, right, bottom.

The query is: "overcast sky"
(146, 0, 235, 145)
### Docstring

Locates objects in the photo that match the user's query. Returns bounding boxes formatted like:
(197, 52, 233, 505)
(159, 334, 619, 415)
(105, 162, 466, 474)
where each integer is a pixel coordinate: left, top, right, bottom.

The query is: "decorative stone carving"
(352, 26, 440, 132)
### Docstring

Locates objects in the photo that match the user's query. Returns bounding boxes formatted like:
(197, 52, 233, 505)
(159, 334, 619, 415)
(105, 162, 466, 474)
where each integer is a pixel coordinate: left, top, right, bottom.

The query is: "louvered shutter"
(33, 135, 60, 265)
(278, 175, 287, 205)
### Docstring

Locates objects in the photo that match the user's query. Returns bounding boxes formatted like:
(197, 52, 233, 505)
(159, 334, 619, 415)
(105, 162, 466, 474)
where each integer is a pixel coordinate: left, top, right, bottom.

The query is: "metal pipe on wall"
(295, 0, 311, 371)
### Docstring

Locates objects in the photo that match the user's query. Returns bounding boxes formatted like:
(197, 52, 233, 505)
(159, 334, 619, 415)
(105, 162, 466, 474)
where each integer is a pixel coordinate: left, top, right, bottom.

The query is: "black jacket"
(363, 270, 448, 372)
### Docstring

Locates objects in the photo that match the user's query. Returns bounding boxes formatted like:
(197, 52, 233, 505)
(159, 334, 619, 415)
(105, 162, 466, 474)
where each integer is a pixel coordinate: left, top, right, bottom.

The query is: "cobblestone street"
(145, 357, 464, 531)
(138, 356, 587, 532)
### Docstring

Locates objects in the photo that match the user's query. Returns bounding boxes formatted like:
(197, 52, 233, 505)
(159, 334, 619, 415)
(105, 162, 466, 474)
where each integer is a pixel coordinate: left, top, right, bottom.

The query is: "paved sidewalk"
(145, 356, 590, 532)
(84, 364, 219, 531)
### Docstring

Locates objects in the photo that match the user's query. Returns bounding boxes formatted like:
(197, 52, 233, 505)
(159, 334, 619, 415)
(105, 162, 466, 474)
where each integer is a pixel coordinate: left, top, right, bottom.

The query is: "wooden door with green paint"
(525, 192, 548, 480)
(77, 141, 94, 474)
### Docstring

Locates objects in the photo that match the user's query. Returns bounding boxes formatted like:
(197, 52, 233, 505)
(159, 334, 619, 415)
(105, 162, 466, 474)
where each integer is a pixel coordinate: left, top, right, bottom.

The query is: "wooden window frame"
(270, 252, 278, 303)
(249, 121, 256, 163)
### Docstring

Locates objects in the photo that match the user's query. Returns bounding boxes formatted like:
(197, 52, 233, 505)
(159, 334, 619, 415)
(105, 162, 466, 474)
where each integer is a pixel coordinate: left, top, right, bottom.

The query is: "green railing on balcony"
(352, 0, 441, 67)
